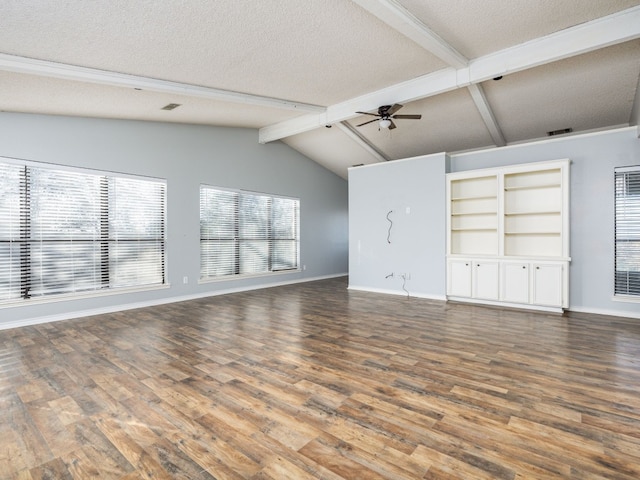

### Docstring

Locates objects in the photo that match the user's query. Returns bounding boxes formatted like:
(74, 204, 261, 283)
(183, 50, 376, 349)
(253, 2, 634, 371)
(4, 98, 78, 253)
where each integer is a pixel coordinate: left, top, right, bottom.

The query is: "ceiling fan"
(355, 104, 421, 130)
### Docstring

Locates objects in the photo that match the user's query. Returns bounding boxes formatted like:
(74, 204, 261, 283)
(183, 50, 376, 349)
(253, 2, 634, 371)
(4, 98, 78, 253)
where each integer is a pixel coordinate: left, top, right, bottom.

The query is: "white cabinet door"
(448, 260, 472, 297)
(502, 263, 529, 304)
(473, 261, 499, 300)
(532, 263, 563, 307)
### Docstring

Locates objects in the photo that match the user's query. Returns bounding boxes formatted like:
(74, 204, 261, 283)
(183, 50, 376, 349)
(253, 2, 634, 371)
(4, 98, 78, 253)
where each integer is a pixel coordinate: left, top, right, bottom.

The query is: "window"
(615, 166, 640, 297)
(200, 186, 299, 280)
(0, 159, 165, 303)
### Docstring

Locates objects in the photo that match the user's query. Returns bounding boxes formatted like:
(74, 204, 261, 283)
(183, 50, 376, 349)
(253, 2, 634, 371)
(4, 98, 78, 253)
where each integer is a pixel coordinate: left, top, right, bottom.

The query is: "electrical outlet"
(183, 276, 188, 284)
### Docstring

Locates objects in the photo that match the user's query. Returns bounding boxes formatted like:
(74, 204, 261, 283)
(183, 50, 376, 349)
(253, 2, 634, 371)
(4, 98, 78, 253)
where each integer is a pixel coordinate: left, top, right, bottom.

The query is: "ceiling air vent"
(161, 103, 181, 111)
(547, 127, 572, 136)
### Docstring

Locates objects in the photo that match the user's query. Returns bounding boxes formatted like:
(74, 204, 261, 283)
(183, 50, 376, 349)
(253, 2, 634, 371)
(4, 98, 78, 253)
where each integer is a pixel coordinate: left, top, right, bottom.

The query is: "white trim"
(450, 126, 637, 159)
(200, 183, 301, 201)
(0, 273, 348, 331)
(0, 283, 170, 309)
(448, 296, 564, 314)
(348, 285, 640, 319)
(612, 294, 640, 304)
(0, 53, 325, 114)
(568, 305, 640, 320)
(446, 157, 569, 180)
(614, 165, 640, 175)
(0, 154, 166, 183)
(347, 284, 447, 301)
(348, 151, 446, 172)
(198, 268, 302, 284)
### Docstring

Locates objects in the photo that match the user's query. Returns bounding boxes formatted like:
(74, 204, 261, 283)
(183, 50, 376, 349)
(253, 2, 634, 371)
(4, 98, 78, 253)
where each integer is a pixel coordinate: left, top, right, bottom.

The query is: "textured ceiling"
(482, 41, 640, 142)
(1, 0, 639, 178)
(397, 0, 640, 58)
(0, 0, 441, 105)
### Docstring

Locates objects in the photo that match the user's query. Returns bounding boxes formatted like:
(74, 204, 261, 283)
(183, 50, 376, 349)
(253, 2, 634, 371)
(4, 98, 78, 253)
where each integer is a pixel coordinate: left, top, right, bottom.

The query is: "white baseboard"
(348, 284, 447, 302)
(6, 274, 636, 331)
(0, 273, 348, 331)
(447, 296, 564, 313)
(568, 305, 640, 320)
(348, 286, 640, 320)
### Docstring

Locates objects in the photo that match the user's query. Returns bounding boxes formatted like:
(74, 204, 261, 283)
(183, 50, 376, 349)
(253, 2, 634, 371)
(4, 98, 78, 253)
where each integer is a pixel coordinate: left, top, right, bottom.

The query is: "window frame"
(0, 157, 168, 307)
(614, 165, 640, 301)
(199, 185, 300, 282)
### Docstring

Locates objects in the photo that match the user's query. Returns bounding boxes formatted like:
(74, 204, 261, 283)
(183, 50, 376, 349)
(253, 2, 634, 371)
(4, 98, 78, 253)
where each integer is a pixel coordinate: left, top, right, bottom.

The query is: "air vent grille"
(547, 127, 572, 136)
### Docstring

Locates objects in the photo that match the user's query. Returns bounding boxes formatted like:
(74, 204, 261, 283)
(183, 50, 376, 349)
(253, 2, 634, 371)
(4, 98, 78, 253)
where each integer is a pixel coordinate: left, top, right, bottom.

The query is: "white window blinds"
(109, 177, 166, 287)
(0, 159, 165, 303)
(0, 163, 22, 301)
(200, 186, 299, 279)
(615, 166, 640, 297)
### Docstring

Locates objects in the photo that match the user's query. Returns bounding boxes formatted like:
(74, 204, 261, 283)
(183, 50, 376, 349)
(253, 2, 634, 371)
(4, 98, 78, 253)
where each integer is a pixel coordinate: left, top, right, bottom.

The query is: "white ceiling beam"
(260, 5, 640, 143)
(0, 53, 325, 113)
(467, 84, 506, 147)
(352, 0, 505, 147)
(630, 72, 640, 131)
(260, 68, 458, 142)
(351, 0, 467, 68)
(469, 5, 640, 82)
(336, 121, 389, 163)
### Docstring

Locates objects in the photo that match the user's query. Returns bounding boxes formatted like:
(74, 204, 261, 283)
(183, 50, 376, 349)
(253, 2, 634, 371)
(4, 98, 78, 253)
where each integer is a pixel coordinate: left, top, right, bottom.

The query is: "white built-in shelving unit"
(446, 159, 570, 311)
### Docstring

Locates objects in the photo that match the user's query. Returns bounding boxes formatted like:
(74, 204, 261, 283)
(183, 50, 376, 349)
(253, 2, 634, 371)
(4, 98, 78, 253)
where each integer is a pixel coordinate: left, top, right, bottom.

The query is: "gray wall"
(451, 127, 640, 318)
(348, 153, 447, 299)
(0, 113, 348, 327)
(349, 127, 640, 318)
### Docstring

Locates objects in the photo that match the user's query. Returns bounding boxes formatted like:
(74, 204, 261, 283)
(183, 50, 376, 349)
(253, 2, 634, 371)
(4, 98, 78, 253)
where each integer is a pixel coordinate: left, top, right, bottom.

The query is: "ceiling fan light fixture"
(379, 118, 392, 129)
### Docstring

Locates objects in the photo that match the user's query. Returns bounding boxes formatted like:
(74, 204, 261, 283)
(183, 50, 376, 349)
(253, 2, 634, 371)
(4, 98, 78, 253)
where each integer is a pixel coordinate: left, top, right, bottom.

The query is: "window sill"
(0, 283, 170, 309)
(198, 269, 302, 285)
(612, 294, 640, 304)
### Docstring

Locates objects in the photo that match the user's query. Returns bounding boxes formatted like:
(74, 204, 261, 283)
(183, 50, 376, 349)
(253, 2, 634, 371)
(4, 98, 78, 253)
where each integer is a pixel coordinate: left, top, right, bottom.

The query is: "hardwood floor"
(1, 277, 640, 479)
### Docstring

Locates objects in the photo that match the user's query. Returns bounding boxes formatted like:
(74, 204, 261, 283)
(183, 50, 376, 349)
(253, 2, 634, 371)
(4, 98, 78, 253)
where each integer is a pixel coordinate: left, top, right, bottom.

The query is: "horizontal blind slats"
(0, 160, 166, 303)
(200, 186, 299, 280)
(615, 168, 640, 296)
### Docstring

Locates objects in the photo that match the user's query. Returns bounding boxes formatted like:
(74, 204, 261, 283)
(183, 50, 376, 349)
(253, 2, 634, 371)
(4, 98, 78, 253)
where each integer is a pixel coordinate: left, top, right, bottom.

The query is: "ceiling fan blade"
(392, 114, 422, 120)
(356, 118, 380, 127)
(386, 104, 404, 115)
(356, 111, 381, 117)
(388, 120, 397, 130)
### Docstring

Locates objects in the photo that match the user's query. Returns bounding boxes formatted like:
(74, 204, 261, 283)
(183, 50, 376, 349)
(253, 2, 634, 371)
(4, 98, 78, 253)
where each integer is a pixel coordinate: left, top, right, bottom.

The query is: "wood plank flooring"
(1, 276, 640, 479)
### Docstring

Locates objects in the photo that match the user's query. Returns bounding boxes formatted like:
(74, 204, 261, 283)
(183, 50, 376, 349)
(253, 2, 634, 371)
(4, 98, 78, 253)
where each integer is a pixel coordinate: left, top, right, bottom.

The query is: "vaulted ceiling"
(1, 1, 639, 178)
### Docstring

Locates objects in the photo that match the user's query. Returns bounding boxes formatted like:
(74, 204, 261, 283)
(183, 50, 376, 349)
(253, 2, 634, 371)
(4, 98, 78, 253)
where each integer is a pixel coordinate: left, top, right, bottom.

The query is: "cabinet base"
(447, 296, 564, 314)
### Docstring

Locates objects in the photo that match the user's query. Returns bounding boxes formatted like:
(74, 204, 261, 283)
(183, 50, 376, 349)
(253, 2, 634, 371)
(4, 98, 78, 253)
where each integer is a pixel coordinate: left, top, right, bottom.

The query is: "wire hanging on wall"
(386, 210, 393, 243)
(400, 274, 410, 298)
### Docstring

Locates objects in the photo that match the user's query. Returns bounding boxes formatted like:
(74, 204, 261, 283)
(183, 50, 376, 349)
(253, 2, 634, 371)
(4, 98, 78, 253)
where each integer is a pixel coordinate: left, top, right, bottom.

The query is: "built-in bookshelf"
(446, 159, 570, 311)
(449, 175, 498, 256)
(503, 167, 563, 257)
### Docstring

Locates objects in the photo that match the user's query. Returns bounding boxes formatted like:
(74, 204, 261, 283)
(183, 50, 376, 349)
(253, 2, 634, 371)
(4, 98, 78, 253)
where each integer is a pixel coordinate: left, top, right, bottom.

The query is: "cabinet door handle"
(522, 266, 526, 269)
(536, 266, 540, 270)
